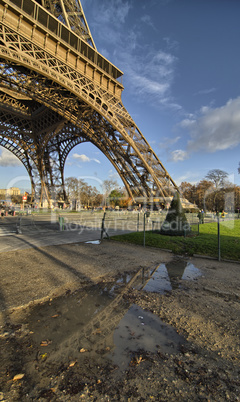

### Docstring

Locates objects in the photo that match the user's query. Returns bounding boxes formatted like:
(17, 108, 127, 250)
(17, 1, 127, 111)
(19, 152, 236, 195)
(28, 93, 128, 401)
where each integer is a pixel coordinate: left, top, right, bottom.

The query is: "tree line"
(65, 169, 240, 212)
(64, 177, 130, 209)
(6, 169, 240, 212)
(179, 169, 240, 212)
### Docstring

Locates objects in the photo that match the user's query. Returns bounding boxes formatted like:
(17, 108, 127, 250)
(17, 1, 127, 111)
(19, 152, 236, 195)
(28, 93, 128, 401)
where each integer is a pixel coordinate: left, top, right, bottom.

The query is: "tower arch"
(0, 0, 179, 206)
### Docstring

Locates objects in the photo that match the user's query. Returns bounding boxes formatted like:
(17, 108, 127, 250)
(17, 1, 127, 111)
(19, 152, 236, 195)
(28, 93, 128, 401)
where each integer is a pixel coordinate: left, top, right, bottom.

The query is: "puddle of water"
(108, 304, 186, 371)
(142, 264, 172, 294)
(143, 261, 201, 294)
(116, 274, 132, 284)
(23, 273, 187, 374)
(85, 240, 101, 244)
(181, 262, 202, 280)
(19, 260, 200, 374)
(25, 283, 116, 350)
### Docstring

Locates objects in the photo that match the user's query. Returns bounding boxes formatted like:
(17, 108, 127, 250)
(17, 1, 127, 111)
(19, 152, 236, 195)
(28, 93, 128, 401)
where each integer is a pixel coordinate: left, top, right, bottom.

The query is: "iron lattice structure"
(0, 0, 178, 205)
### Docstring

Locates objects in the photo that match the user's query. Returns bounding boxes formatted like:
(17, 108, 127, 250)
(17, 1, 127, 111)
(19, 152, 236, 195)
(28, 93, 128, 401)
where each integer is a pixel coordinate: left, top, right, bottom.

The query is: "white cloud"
(0, 148, 21, 167)
(163, 36, 179, 50)
(120, 49, 180, 109)
(85, 0, 180, 110)
(170, 149, 189, 162)
(97, 0, 131, 25)
(184, 97, 240, 153)
(90, 0, 132, 46)
(159, 135, 180, 150)
(196, 88, 216, 96)
(73, 154, 90, 162)
(92, 158, 101, 164)
(133, 75, 169, 97)
(141, 14, 155, 30)
(178, 119, 196, 128)
(72, 153, 100, 164)
(200, 106, 211, 114)
(84, 0, 182, 110)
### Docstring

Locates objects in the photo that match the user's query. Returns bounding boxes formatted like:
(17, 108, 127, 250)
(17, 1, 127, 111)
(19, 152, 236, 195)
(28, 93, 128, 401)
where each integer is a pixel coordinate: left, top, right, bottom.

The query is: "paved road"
(0, 215, 133, 252)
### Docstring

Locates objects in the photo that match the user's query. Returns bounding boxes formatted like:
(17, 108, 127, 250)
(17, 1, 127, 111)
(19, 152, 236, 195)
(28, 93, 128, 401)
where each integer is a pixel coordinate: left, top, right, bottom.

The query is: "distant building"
(0, 187, 21, 198)
(8, 187, 21, 196)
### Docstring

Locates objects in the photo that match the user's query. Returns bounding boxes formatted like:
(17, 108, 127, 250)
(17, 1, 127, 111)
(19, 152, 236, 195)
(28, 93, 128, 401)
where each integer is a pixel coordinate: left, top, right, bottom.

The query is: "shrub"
(160, 192, 191, 236)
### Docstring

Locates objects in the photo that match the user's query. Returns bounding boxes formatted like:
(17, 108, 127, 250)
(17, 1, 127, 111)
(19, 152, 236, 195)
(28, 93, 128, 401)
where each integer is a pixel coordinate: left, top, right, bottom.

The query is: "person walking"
(197, 210, 202, 224)
(221, 210, 227, 219)
(197, 210, 204, 224)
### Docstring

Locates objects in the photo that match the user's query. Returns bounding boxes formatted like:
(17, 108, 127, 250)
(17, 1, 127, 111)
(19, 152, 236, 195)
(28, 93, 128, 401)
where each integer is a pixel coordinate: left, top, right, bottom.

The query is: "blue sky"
(1, 0, 240, 192)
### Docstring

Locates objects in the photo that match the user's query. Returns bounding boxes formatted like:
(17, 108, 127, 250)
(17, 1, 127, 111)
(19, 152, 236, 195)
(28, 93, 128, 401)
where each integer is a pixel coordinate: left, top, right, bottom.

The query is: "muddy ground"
(0, 240, 239, 401)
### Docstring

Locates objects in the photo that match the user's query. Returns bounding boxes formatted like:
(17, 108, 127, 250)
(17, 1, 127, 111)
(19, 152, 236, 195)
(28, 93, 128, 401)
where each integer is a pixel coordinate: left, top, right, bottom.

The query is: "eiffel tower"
(0, 0, 178, 206)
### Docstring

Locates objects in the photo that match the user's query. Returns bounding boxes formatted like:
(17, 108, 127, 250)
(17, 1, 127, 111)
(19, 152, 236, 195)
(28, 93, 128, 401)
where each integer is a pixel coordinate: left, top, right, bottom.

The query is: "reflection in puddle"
(142, 264, 172, 294)
(116, 274, 132, 284)
(108, 304, 185, 370)
(23, 260, 200, 373)
(143, 260, 201, 294)
(181, 263, 202, 280)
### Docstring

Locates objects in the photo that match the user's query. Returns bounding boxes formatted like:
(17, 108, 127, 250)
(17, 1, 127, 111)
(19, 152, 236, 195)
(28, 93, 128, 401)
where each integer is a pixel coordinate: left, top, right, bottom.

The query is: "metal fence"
(3, 210, 238, 262)
(13, 210, 240, 234)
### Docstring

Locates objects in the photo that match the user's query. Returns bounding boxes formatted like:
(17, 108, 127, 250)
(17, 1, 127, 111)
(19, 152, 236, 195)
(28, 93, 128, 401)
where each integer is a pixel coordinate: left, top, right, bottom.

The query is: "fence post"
(101, 212, 105, 240)
(101, 212, 109, 240)
(59, 216, 64, 231)
(137, 212, 139, 232)
(218, 216, 221, 261)
(143, 212, 146, 247)
(16, 216, 22, 234)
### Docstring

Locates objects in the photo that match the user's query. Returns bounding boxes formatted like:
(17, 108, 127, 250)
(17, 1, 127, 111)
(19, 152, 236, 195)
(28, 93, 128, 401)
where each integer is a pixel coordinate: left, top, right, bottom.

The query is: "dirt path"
(0, 241, 172, 315)
(0, 240, 239, 401)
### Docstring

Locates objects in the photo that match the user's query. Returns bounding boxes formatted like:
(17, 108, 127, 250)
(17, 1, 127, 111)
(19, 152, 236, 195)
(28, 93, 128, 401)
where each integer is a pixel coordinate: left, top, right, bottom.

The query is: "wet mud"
(0, 252, 240, 401)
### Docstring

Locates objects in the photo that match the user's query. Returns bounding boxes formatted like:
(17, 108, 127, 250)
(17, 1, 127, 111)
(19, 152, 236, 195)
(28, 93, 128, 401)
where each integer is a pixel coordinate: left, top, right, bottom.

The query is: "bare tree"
(102, 179, 119, 207)
(205, 169, 228, 189)
(65, 177, 101, 209)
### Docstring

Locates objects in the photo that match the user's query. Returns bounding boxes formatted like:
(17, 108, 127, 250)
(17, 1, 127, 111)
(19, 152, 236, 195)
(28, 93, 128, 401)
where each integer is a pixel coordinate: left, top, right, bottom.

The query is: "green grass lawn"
(111, 219, 240, 261)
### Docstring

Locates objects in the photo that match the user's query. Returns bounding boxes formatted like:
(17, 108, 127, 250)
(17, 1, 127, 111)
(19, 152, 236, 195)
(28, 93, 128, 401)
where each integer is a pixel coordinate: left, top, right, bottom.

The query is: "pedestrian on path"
(197, 210, 204, 224)
(221, 210, 227, 219)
